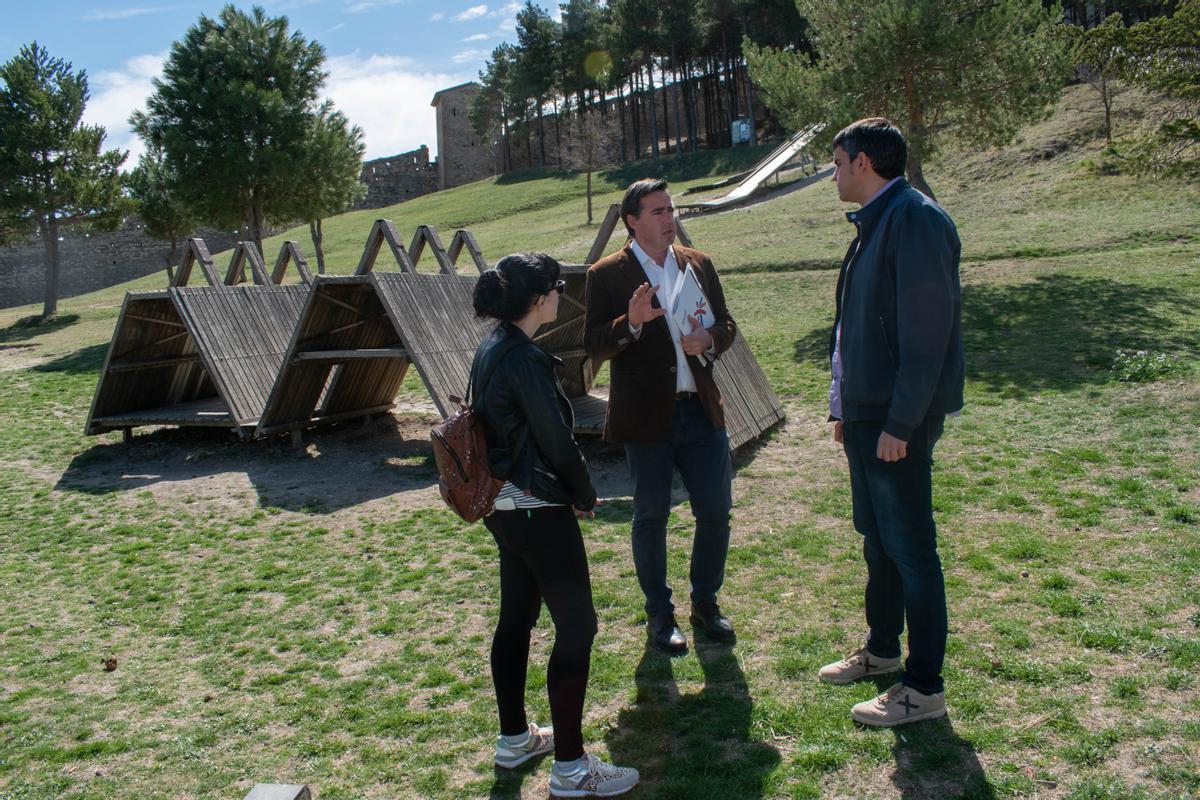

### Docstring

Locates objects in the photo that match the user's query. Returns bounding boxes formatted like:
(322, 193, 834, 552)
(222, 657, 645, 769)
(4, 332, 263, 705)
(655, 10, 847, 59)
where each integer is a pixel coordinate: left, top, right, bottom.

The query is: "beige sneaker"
(851, 682, 946, 727)
(818, 646, 901, 685)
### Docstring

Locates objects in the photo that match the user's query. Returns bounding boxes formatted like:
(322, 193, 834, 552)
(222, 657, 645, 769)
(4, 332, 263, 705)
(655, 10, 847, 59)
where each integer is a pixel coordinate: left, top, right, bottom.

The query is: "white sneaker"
(494, 723, 554, 768)
(818, 645, 902, 685)
(851, 682, 947, 727)
(549, 753, 639, 797)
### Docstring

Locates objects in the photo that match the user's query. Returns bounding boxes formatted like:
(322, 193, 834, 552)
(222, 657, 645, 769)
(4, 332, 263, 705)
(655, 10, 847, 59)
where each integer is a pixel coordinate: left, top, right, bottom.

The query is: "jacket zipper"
(879, 317, 898, 370)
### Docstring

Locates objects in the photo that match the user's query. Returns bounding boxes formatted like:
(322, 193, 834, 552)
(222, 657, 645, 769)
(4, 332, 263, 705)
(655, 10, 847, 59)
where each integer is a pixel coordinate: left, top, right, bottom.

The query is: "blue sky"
(2, 1, 546, 166)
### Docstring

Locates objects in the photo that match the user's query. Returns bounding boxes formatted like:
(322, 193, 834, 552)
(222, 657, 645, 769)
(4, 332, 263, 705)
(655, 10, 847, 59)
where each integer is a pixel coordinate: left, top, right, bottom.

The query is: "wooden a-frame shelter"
(86, 237, 317, 440)
(86, 284, 310, 439)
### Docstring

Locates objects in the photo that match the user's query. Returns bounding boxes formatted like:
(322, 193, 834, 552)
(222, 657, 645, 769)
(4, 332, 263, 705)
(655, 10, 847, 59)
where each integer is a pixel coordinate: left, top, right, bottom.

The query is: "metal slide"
(679, 124, 822, 211)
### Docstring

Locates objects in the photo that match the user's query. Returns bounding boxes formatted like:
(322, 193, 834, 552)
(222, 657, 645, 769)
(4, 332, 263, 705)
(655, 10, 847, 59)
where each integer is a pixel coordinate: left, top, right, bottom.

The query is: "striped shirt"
(492, 481, 562, 511)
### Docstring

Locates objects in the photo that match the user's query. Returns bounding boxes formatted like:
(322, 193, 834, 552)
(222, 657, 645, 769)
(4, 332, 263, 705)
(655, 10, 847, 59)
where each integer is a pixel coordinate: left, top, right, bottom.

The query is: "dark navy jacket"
(829, 179, 964, 441)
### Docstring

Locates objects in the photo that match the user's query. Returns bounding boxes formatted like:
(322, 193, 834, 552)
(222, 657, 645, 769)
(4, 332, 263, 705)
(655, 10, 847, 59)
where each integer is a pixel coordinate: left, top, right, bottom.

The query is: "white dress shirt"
(628, 239, 698, 394)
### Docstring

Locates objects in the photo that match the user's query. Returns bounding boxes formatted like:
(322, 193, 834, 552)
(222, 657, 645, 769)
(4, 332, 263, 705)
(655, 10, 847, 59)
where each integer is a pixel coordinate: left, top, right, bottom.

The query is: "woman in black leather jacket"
(472, 253, 638, 797)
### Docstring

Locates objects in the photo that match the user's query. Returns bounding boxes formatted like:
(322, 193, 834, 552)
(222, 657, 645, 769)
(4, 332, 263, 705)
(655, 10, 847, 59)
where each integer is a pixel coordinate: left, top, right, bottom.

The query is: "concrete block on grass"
(243, 785, 311, 800)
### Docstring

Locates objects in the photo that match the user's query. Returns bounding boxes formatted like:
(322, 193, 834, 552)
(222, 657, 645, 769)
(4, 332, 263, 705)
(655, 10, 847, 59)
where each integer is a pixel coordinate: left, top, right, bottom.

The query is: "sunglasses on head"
(547, 279, 566, 295)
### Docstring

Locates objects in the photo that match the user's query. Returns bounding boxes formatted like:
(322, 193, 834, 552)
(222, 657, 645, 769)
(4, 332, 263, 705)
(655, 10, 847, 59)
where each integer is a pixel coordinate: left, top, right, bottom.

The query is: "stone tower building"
(431, 82, 494, 190)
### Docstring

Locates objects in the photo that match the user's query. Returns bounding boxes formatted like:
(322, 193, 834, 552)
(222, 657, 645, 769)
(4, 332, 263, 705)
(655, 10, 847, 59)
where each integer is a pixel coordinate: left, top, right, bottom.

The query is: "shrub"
(1110, 349, 1182, 382)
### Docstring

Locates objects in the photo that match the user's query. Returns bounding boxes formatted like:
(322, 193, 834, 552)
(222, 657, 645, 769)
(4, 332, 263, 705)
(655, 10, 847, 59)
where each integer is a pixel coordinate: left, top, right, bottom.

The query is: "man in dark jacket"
(817, 118, 964, 727)
(584, 178, 739, 656)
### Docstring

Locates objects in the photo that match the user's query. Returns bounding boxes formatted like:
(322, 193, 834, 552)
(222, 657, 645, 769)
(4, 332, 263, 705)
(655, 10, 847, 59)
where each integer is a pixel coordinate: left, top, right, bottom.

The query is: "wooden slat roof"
(86, 285, 308, 436)
(170, 285, 309, 425)
(372, 272, 492, 417)
(256, 276, 411, 435)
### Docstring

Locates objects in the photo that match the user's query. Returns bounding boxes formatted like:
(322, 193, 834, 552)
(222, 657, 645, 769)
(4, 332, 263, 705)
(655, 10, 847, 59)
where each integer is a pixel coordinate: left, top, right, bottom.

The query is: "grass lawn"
(1, 85, 1198, 799)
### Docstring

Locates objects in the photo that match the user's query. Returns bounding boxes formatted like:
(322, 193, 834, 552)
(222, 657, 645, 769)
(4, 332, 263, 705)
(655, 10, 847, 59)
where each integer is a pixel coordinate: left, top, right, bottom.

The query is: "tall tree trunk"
(1100, 74, 1113, 145)
(661, 61, 672, 153)
(309, 219, 326, 274)
(646, 57, 660, 159)
(903, 70, 936, 199)
(586, 163, 593, 224)
(553, 97, 562, 170)
(631, 74, 642, 158)
(685, 60, 698, 153)
(616, 83, 627, 162)
(671, 56, 683, 154)
(502, 113, 512, 172)
(39, 216, 60, 318)
(537, 98, 546, 167)
(251, 204, 266, 261)
(744, 61, 758, 145)
(165, 236, 178, 285)
(906, 157, 936, 201)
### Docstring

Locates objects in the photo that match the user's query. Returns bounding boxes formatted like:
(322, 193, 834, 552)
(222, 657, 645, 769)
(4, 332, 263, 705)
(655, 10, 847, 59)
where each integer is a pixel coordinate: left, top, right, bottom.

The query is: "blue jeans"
(625, 397, 733, 618)
(843, 415, 946, 695)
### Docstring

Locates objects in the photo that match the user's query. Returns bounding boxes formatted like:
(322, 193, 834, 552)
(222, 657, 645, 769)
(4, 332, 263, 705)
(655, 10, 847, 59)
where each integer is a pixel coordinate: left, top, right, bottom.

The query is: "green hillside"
(1, 85, 1198, 800)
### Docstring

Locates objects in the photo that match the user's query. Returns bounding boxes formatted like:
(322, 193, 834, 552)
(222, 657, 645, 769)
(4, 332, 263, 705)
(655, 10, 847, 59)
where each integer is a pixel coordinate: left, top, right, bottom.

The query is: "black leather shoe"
(689, 604, 736, 644)
(647, 613, 688, 656)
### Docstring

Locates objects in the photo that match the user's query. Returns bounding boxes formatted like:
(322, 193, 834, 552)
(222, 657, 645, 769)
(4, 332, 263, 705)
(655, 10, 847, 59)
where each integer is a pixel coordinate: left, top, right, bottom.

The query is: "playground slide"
(679, 124, 822, 210)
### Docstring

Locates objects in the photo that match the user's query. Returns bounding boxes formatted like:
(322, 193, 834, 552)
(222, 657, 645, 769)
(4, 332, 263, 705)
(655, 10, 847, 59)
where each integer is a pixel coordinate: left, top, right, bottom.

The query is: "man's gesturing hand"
(680, 313, 713, 355)
(628, 282, 665, 328)
(876, 431, 908, 461)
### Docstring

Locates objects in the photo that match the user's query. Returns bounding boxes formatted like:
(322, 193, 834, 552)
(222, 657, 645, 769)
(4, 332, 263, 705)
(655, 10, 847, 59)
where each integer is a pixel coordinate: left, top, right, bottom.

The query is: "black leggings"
(484, 505, 597, 762)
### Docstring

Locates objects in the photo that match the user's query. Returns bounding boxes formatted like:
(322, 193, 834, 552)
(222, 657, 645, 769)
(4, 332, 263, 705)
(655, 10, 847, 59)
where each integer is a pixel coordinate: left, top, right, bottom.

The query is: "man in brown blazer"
(584, 178, 738, 656)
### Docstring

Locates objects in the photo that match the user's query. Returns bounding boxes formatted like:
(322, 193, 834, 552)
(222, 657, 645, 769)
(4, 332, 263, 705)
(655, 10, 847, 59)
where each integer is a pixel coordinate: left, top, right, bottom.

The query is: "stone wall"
(354, 146, 440, 210)
(433, 83, 495, 189)
(0, 220, 253, 310)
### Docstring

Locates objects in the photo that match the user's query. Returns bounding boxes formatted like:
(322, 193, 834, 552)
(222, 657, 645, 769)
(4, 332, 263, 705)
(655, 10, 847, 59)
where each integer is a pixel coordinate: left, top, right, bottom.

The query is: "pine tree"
(0, 43, 129, 318)
(746, 0, 1070, 198)
(131, 5, 335, 255)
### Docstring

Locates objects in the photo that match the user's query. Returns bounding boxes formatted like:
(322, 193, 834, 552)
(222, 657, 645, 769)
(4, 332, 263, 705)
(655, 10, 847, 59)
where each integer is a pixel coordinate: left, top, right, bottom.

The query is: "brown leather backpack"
(430, 339, 524, 522)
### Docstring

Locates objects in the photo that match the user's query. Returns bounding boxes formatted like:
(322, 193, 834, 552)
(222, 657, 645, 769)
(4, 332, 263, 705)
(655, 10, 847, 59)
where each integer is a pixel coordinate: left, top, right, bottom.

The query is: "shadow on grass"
(602, 144, 775, 187)
(33, 343, 108, 374)
(887, 717, 995, 799)
(0, 313, 81, 344)
(57, 413, 443, 512)
(722, 257, 839, 276)
(606, 640, 781, 799)
(792, 275, 1200, 398)
(494, 166, 580, 185)
(963, 275, 1199, 398)
(488, 757, 551, 799)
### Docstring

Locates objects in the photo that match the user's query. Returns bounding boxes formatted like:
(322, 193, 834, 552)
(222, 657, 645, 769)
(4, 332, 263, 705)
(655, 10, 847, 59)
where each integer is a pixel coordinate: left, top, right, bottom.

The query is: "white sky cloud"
(461, 33, 490, 42)
(488, 1, 521, 16)
(346, 0, 405, 13)
(83, 52, 166, 169)
(324, 54, 467, 159)
(429, 11, 445, 21)
(79, 51, 467, 169)
(82, 6, 173, 21)
(451, 48, 491, 64)
(454, 4, 488, 21)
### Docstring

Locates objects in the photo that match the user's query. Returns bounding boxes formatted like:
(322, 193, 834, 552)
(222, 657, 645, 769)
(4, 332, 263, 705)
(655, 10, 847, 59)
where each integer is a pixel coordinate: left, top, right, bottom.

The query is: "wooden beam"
(447, 229, 488, 273)
(272, 240, 314, 285)
(290, 348, 408, 365)
(356, 219, 415, 275)
(174, 238, 219, 287)
(108, 354, 202, 372)
(409, 224, 455, 274)
(676, 214, 694, 248)
(585, 204, 622, 265)
(224, 242, 270, 286)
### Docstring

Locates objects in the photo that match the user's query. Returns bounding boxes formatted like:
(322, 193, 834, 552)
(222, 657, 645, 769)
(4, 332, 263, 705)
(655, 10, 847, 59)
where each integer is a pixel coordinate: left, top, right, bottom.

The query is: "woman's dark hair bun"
(473, 253, 562, 322)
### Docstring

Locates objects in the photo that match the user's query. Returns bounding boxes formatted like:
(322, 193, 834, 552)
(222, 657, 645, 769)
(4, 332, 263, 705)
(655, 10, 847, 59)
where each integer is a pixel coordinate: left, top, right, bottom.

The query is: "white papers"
(671, 264, 714, 365)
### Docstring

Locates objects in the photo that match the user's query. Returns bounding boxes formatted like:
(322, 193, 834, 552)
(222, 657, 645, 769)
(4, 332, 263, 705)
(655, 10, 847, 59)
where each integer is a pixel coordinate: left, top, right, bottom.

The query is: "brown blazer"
(584, 243, 737, 444)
